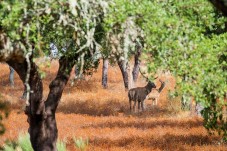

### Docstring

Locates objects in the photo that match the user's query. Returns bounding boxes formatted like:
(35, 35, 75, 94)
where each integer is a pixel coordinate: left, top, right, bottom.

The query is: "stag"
(128, 69, 157, 112)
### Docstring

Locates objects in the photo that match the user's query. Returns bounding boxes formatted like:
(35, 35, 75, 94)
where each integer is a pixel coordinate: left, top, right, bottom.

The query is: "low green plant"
(57, 140, 67, 151)
(2, 133, 67, 151)
(73, 137, 89, 151)
(1, 141, 17, 151)
(17, 133, 33, 151)
(3, 133, 32, 151)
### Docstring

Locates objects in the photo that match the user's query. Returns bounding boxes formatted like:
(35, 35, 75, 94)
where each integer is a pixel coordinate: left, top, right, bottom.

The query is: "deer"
(128, 69, 157, 112)
(147, 79, 166, 106)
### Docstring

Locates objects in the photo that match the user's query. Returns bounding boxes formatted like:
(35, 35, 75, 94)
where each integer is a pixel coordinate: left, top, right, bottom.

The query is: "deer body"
(128, 81, 156, 112)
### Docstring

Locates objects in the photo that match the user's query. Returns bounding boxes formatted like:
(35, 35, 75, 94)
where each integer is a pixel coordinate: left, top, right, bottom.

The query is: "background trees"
(105, 0, 227, 139)
(149, 0, 227, 139)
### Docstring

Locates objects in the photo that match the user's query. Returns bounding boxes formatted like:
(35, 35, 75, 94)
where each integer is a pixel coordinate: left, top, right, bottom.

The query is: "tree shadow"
(57, 98, 180, 118)
(81, 118, 203, 130)
(89, 133, 222, 150)
(64, 80, 100, 93)
(57, 99, 127, 116)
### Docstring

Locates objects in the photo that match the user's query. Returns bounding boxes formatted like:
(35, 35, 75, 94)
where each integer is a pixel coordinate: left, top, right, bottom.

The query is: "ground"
(0, 60, 226, 151)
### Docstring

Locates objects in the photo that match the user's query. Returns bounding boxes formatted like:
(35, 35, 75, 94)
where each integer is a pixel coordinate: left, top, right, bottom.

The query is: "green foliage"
(56, 140, 67, 151)
(102, 0, 144, 63)
(73, 137, 89, 151)
(2, 133, 67, 151)
(106, 0, 227, 139)
(17, 133, 33, 151)
(142, 0, 227, 139)
(3, 133, 33, 151)
(0, 0, 110, 74)
(1, 141, 16, 151)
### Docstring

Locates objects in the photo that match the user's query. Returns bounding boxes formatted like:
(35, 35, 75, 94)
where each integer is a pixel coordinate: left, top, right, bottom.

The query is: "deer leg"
(152, 98, 155, 106)
(138, 101, 141, 112)
(129, 100, 132, 111)
(141, 101, 145, 111)
(133, 101, 136, 112)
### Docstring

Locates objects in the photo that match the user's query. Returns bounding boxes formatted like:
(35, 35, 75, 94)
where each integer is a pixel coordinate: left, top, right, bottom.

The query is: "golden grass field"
(0, 59, 226, 151)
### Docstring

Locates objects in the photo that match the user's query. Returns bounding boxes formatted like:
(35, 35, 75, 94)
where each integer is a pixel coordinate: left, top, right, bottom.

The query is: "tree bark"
(7, 57, 44, 150)
(7, 56, 75, 151)
(9, 66, 14, 87)
(102, 58, 108, 89)
(40, 56, 75, 151)
(132, 46, 142, 83)
(209, 0, 227, 16)
(0, 31, 25, 63)
(117, 59, 129, 90)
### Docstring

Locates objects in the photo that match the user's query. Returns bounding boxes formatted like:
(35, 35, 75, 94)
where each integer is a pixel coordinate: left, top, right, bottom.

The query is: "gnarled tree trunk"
(102, 58, 109, 89)
(117, 59, 129, 90)
(132, 46, 142, 83)
(9, 66, 14, 87)
(209, 0, 227, 16)
(7, 56, 75, 151)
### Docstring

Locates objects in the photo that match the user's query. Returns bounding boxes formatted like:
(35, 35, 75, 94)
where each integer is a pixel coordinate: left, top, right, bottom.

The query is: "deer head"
(139, 68, 167, 93)
(157, 79, 166, 93)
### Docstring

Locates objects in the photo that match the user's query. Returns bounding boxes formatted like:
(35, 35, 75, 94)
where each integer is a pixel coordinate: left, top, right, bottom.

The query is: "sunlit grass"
(1, 61, 227, 150)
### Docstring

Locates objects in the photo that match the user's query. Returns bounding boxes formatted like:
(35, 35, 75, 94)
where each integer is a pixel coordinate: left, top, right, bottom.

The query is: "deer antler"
(139, 68, 158, 81)
(139, 68, 149, 81)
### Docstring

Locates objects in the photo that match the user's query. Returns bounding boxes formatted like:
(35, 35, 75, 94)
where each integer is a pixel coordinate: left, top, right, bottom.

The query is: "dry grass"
(0, 60, 226, 151)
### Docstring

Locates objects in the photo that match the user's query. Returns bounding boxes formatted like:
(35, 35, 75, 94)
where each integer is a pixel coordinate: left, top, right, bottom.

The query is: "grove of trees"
(0, 0, 226, 150)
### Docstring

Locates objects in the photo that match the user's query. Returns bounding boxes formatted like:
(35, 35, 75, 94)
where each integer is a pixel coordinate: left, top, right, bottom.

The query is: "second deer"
(147, 79, 166, 106)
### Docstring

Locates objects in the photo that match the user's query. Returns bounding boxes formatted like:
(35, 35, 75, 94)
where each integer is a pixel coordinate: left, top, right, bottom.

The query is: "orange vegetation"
(0, 60, 226, 151)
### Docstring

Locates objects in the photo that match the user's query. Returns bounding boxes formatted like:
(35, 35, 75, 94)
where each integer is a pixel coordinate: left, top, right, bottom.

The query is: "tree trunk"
(128, 63, 134, 89)
(132, 46, 142, 83)
(40, 57, 74, 151)
(102, 58, 108, 89)
(9, 66, 14, 87)
(7, 56, 75, 151)
(117, 59, 129, 90)
(209, 0, 227, 16)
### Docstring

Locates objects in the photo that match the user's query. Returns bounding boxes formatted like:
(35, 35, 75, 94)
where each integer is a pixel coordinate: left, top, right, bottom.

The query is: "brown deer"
(128, 69, 157, 112)
(148, 79, 166, 106)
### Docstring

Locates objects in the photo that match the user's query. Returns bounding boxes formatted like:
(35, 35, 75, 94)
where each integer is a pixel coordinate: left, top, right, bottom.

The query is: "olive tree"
(102, 1, 145, 90)
(0, 0, 110, 150)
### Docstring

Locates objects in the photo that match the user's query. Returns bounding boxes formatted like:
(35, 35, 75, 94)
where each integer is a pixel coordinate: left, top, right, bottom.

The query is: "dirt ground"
(0, 60, 226, 151)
